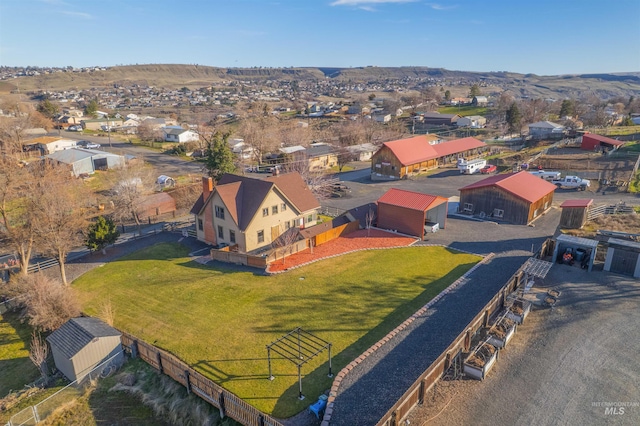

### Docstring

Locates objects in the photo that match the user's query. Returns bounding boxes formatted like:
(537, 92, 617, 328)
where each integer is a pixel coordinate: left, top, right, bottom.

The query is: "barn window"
(544, 201, 549, 209)
(533, 209, 539, 218)
(229, 230, 236, 244)
(197, 218, 203, 231)
(218, 226, 224, 239)
(257, 230, 264, 243)
(464, 203, 473, 212)
(493, 209, 504, 218)
(215, 205, 225, 220)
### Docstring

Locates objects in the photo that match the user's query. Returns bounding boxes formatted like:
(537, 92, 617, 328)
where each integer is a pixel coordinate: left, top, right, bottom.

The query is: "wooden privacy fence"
(374, 264, 528, 426)
(312, 220, 360, 247)
(121, 332, 283, 426)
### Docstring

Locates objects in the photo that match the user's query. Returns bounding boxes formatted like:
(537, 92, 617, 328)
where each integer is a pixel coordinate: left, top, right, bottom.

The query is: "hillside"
(6, 64, 640, 100)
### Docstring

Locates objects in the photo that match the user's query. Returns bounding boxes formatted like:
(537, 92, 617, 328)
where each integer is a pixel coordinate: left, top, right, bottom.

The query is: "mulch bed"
(266, 229, 416, 273)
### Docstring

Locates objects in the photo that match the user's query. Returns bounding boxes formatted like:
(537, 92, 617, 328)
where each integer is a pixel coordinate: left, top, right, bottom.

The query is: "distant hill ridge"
(7, 64, 640, 99)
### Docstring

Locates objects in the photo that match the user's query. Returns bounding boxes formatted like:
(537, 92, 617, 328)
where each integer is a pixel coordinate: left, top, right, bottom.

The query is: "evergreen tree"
(559, 99, 574, 118)
(204, 132, 236, 181)
(37, 99, 59, 119)
(85, 99, 99, 117)
(444, 90, 451, 101)
(86, 216, 120, 255)
(506, 103, 522, 133)
(469, 84, 481, 97)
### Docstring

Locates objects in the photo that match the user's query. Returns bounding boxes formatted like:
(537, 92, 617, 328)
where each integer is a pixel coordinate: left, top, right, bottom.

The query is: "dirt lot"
(405, 266, 640, 426)
(537, 148, 638, 187)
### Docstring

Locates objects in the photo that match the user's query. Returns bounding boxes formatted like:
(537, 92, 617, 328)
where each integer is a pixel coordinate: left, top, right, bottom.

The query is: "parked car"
(480, 164, 497, 174)
(76, 140, 101, 149)
(68, 125, 82, 132)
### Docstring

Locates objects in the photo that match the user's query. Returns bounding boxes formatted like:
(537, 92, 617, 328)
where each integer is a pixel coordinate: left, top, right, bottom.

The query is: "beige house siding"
(308, 153, 338, 171)
(244, 190, 302, 252)
(209, 192, 243, 249)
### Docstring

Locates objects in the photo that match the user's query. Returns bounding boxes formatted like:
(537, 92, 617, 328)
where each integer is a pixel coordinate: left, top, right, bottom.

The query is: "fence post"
(156, 351, 163, 374)
(219, 392, 226, 418)
(131, 340, 139, 359)
(184, 370, 191, 394)
(417, 380, 425, 405)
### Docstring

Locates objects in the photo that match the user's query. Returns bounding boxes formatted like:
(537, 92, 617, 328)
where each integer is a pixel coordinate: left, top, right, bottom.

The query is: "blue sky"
(1, 0, 639, 75)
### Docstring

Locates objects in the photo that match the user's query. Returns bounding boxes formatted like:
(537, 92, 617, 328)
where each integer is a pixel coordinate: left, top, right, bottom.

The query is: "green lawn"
(73, 243, 479, 418)
(438, 105, 487, 116)
(0, 312, 40, 397)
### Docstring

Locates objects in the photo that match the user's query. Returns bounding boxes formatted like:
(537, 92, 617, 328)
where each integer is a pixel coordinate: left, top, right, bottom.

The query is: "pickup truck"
(552, 176, 591, 190)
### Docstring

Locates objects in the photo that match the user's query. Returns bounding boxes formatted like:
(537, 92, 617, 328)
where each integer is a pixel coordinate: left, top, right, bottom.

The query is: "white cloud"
(61, 11, 93, 19)
(331, 0, 416, 6)
(427, 3, 458, 10)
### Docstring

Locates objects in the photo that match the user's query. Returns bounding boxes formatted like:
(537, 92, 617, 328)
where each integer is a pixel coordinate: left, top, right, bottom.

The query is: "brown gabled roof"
(432, 137, 486, 157)
(265, 173, 321, 213)
(459, 171, 556, 203)
(381, 136, 439, 165)
(560, 199, 593, 208)
(191, 173, 320, 231)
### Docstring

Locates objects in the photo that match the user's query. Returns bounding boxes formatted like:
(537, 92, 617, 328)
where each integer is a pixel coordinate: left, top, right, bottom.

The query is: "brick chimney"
(202, 176, 214, 199)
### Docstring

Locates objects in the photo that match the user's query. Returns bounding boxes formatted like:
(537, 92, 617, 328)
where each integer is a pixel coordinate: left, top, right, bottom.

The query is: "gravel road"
(405, 266, 640, 426)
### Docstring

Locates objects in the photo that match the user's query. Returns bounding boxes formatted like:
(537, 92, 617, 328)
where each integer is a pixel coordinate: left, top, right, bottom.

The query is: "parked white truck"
(552, 176, 591, 190)
(457, 158, 487, 174)
(529, 170, 562, 181)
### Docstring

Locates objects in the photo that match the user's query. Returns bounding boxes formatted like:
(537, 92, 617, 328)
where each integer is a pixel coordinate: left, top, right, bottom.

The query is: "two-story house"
(190, 173, 320, 253)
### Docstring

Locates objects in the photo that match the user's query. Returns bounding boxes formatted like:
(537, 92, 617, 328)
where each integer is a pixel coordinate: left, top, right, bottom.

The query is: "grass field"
(73, 243, 479, 417)
(0, 312, 40, 398)
(438, 105, 487, 117)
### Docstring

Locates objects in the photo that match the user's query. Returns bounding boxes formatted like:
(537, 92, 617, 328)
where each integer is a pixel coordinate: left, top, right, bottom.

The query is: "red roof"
(560, 199, 593, 208)
(382, 136, 438, 165)
(377, 188, 448, 211)
(582, 133, 625, 146)
(432, 137, 486, 157)
(459, 171, 556, 203)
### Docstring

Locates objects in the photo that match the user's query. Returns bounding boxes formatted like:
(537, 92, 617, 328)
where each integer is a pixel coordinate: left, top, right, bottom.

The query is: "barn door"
(610, 249, 638, 276)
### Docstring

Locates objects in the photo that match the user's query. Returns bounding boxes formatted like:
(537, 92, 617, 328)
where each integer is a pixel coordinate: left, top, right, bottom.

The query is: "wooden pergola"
(266, 327, 333, 400)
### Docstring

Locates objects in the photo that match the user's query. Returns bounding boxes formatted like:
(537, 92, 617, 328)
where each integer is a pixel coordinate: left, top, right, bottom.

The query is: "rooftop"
(378, 188, 447, 211)
(459, 171, 557, 203)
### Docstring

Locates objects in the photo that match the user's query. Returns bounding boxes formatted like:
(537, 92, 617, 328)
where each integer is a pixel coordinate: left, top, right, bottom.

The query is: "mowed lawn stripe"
(74, 243, 479, 417)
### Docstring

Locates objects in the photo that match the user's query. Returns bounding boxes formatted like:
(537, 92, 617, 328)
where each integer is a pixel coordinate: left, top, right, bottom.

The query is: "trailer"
(457, 158, 487, 174)
(529, 170, 562, 181)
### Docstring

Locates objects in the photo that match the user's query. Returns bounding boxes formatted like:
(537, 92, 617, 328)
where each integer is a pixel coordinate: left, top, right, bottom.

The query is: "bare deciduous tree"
(270, 227, 301, 265)
(108, 162, 157, 236)
(29, 332, 50, 382)
(366, 207, 376, 237)
(30, 163, 89, 285)
(282, 160, 335, 200)
(17, 274, 80, 332)
(99, 297, 115, 327)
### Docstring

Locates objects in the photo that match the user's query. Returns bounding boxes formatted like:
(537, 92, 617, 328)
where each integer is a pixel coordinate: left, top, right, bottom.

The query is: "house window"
(257, 230, 264, 243)
(215, 205, 225, 219)
(218, 226, 224, 239)
(281, 203, 287, 211)
(285, 221, 291, 230)
(464, 203, 473, 212)
(262, 208, 269, 217)
(229, 230, 236, 244)
(272, 205, 278, 215)
(198, 218, 203, 231)
(307, 214, 313, 223)
(493, 209, 504, 218)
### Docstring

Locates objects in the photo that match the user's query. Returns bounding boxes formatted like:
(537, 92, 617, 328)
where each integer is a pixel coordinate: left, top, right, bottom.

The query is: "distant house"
(580, 133, 625, 152)
(450, 97, 471, 106)
(370, 136, 487, 181)
(31, 136, 77, 154)
(190, 173, 320, 253)
(373, 113, 392, 123)
(306, 143, 337, 170)
(163, 127, 199, 143)
(456, 115, 487, 128)
(81, 118, 124, 131)
(528, 121, 564, 138)
(458, 171, 556, 224)
(377, 188, 448, 239)
(46, 317, 124, 383)
(472, 96, 488, 106)
(420, 112, 461, 126)
(141, 117, 178, 130)
(345, 143, 378, 161)
(47, 148, 125, 176)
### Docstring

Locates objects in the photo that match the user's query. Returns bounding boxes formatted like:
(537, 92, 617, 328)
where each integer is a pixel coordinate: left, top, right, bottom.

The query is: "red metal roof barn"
(377, 188, 448, 239)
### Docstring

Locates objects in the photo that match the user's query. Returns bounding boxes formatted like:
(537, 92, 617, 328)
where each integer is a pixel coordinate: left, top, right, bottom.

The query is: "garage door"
(93, 158, 108, 171)
(609, 248, 639, 276)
